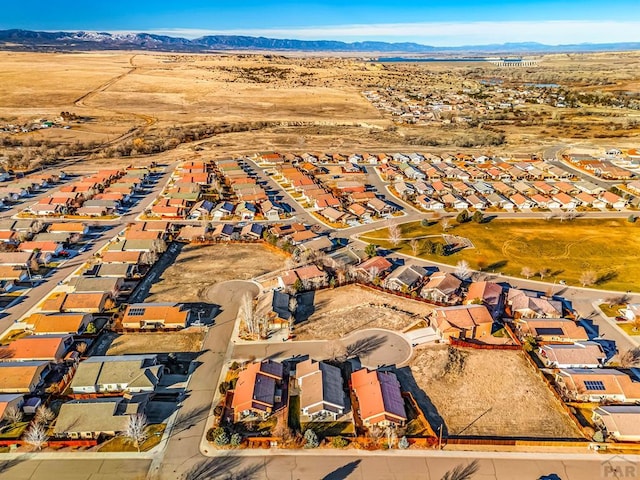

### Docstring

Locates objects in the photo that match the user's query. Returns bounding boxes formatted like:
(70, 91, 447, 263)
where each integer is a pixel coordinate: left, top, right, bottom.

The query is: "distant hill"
(1, 29, 640, 54)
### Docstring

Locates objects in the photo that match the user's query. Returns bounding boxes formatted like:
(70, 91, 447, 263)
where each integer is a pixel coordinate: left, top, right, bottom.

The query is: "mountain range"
(1, 29, 639, 55)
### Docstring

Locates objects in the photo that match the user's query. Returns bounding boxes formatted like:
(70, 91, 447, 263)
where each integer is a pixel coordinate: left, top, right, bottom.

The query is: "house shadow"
(294, 291, 315, 323)
(395, 366, 448, 436)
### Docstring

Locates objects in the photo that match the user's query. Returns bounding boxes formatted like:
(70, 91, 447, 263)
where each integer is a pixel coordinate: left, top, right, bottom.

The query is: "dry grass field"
(146, 243, 288, 303)
(400, 345, 583, 439)
(106, 329, 206, 355)
(294, 284, 433, 340)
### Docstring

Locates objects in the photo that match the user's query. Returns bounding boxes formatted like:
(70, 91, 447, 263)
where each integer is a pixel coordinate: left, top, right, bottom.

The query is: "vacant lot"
(399, 346, 583, 439)
(362, 218, 640, 291)
(146, 243, 288, 302)
(295, 284, 433, 340)
(106, 329, 205, 355)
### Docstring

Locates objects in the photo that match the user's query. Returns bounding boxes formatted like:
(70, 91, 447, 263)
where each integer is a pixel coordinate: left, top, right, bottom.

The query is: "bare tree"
(2, 405, 22, 426)
(441, 218, 451, 232)
(239, 293, 258, 338)
(409, 239, 420, 257)
(580, 270, 597, 287)
(34, 405, 55, 426)
(620, 348, 640, 367)
(520, 266, 534, 279)
(324, 340, 347, 362)
(441, 460, 480, 480)
(387, 220, 401, 247)
(538, 267, 551, 280)
(454, 260, 472, 281)
(367, 266, 380, 284)
(124, 413, 148, 453)
(76, 342, 87, 355)
(24, 423, 48, 451)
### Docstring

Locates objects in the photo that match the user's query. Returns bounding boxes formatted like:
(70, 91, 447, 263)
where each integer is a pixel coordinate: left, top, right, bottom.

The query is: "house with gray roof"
(53, 396, 147, 439)
(384, 264, 427, 292)
(69, 355, 163, 396)
(295, 359, 346, 422)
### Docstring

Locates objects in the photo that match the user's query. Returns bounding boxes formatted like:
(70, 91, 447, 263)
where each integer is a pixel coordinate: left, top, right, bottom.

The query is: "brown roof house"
(593, 406, 640, 442)
(429, 305, 494, 341)
(295, 359, 346, 422)
(232, 360, 283, 422)
(121, 303, 190, 330)
(0, 334, 73, 362)
(355, 256, 393, 281)
(517, 318, 588, 343)
(351, 368, 406, 428)
(420, 272, 462, 304)
(538, 342, 606, 369)
(0, 361, 50, 393)
(22, 312, 93, 335)
(507, 289, 562, 318)
(555, 369, 640, 403)
(465, 281, 504, 318)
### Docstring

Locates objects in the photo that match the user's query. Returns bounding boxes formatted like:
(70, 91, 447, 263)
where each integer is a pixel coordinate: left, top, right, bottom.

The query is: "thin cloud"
(137, 20, 640, 46)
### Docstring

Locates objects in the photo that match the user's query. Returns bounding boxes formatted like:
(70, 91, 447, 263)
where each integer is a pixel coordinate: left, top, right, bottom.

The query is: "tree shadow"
(597, 271, 618, 284)
(345, 335, 387, 358)
(485, 260, 507, 271)
(321, 460, 362, 480)
(183, 455, 266, 480)
(168, 404, 211, 438)
(441, 460, 479, 480)
(0, 456, 27, 475)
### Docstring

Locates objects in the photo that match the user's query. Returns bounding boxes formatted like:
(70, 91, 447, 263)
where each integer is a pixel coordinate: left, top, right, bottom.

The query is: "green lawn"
(301, 421, 354, 437)
(361, 218, 640, 291)
(97, 424, 165, 452)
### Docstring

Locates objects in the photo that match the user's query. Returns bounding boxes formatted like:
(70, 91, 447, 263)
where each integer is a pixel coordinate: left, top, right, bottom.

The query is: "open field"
(400, 346, 583, 439)
(146, 243, 288, 303)
(362, 218, 640, 292)
(105, 329, 205, 355)
(294, 284, 433, 340)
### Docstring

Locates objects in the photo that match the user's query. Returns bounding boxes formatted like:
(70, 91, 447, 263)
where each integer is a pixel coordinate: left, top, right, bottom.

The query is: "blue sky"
(3, 0, 640, 45)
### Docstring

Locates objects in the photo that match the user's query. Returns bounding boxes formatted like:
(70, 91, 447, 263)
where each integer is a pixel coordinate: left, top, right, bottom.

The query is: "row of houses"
(27, 166, 151, 217)
(231, 359, 407, 430)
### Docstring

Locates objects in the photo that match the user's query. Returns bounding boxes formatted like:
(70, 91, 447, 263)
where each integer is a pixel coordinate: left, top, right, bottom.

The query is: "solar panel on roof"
(584, 380, 606, 391)
(535, 327, 564, 336)
(128, 308, 146, 316)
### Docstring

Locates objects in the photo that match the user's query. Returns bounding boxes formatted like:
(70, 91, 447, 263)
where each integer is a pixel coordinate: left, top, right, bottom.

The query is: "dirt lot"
(399, 345, 583, 439)
(294, 284, 433, 340)
(105, 329, 205, 355)
(146, 243, 288, 303)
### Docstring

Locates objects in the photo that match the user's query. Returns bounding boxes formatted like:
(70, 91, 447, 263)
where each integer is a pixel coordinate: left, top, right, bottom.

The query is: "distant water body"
(375, 57, 489, 63)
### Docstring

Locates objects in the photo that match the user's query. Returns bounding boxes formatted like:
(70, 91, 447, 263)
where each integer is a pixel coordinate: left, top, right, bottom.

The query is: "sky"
(2, 0, 640, 46)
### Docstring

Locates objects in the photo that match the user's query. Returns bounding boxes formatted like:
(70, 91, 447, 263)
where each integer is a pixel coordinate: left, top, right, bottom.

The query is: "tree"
(454, 260, 472, 281)
(76, 342, 87, 355)
(365, 243, 377, 258)
(409, 239, 420, 257)
(331, 436, 348, 448)
(293, 278, 304, 293)
(398, 435, 409, 449)
(580, 270, 597, 287)
(3, 405, 22, 426)
(620, 348, 640, 367)
(24, 423, 48, 451)
(441, 219, 451, 232)
(420, 219, 430, 227)
(628, 214, 636, 223)
(387, 220, 401, 247)
(456, 210, 470, 224)
(124, 413, 148, 452)
(538, 267, 550, 280)
(34, 405, 54, 426)
(472, 210, 484, 223)
(304, 429, 319, 448)
(440, 460, 479, 480)
(520, 266, 534, 279)
(239, 293, 259, 338)
(633, 317, 640, 333)
(85, 322, 97, 334)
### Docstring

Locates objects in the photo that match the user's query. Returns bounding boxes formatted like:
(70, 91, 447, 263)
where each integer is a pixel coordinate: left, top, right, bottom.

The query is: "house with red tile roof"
(351, 368, 406, 428)
(556, 369, 640, 403)
(232, 360, 284, 422)
(0, 335, 73, 362)
(420, 272, 462, 304)
(355, 256, 393, 280)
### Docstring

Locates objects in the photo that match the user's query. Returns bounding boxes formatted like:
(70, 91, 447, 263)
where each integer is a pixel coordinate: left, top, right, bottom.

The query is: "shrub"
(398, 436, 409, 449)
(456, 210, 470, 224)
(215, 430, 230, 446)
(230, 433, 242, 447)
(304, 429, 319, 448)
(332, 436, 349, 448)
(213, 405, 223, 417)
